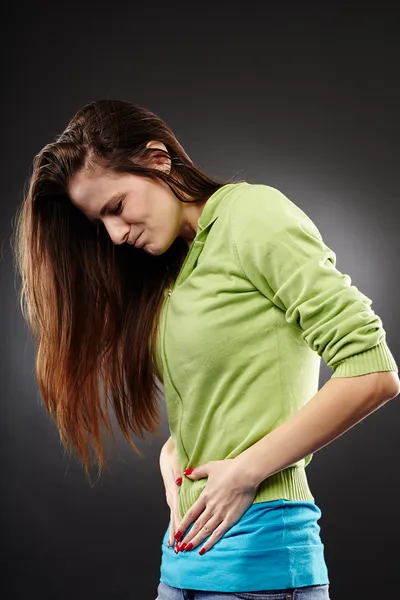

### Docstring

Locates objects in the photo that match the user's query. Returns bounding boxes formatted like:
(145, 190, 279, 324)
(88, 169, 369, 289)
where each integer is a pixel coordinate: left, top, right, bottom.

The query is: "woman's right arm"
(159, 435, 182, 549)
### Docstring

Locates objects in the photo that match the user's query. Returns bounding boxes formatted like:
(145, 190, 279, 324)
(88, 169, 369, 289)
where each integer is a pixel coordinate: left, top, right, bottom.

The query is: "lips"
(134, 231, 144, 248)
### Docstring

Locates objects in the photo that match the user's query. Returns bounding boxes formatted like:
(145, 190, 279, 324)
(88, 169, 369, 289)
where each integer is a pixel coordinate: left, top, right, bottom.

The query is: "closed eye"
(111, 199, 124, 215)
(89, 196, 125, 225)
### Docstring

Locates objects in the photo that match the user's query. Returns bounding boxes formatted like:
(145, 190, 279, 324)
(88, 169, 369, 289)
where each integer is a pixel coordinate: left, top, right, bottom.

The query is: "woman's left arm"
(173, 371, 399, 556)
(228, 187, 400, 485)
(233, 370, 400, 488)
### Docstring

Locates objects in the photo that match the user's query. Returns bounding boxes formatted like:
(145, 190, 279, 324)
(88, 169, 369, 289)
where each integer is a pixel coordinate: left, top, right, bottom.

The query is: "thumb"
(168, 452, 182, 486)
(172, 466, 182, 486)
(183, 464, 209, 479)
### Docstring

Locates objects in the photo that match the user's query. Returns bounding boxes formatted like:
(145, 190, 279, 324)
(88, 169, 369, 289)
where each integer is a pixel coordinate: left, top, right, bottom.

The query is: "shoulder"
(230, 183, 322, 244)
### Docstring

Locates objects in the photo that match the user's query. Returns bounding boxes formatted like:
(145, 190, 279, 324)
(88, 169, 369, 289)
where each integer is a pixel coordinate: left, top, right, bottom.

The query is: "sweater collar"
(197, 182, 247, 234)
(172, 182, 248, 290)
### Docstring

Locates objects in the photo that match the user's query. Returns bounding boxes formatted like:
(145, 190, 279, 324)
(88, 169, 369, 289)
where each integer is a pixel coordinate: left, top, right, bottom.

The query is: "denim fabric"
(155, 580, 331, 600)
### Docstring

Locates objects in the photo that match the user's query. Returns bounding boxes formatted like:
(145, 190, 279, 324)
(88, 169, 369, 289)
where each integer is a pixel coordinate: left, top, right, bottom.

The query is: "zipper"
(161, 234, 206, 463)
(161, 213, 222, 461)
(161, 240, 195, 463)
(162, 183, 248, 462)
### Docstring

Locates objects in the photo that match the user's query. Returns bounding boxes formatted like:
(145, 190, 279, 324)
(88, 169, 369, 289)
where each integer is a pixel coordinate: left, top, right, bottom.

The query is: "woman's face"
(67, 142, 193, 255)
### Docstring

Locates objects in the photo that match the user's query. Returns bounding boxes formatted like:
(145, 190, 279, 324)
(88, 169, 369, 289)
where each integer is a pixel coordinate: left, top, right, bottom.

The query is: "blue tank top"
(159, 499, 330, 592)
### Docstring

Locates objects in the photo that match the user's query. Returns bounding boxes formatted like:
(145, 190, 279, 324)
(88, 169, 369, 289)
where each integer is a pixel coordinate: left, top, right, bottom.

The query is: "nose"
(104, 220, 130, 245)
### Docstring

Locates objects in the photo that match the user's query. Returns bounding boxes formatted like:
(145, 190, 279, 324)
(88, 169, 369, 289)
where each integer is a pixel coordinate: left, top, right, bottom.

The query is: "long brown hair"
(11, 99, 240, 482)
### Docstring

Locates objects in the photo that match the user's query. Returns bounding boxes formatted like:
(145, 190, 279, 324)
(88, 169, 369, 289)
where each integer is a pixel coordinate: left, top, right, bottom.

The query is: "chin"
(142, 242, 156, 255)
(145, 238, 172, 256)
(146, 245, 163, 256)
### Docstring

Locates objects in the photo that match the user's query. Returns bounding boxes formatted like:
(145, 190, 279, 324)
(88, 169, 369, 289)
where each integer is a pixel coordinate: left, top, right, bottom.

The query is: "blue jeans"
(155, 581, 331, 599)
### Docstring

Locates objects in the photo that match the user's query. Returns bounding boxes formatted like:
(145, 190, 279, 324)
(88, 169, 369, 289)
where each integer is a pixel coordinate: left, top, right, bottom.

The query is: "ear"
(145, 140, 171, 174)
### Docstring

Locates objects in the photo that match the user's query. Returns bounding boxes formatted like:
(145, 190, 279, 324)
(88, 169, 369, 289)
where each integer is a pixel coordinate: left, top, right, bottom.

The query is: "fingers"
(168, 508, 176, 549)
(168, 501, 181, 549)
(162, 450, 182, 550)
(167, 479, 182, 549)
(179, 513, 224, 552)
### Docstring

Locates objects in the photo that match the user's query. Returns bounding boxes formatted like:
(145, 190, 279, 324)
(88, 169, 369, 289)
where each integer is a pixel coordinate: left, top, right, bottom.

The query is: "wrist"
(232, 454, 261, 491)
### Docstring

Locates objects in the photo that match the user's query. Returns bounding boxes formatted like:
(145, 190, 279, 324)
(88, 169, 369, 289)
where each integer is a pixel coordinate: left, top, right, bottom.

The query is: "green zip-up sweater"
(156, 182, 398, 518)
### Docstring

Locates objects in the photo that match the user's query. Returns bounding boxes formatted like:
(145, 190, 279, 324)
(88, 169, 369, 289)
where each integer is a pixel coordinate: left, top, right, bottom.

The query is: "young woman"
(12, 99, 399, 600)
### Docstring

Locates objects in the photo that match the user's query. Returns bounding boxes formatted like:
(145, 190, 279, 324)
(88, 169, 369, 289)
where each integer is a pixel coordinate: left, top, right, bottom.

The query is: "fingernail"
(175, 477, 182, 485)
(174, 530, 183, 541)
(183, 468, 193, 476)
(180, 542, 187, 550)
(199, 548, 206, 555)
(167, 540, 170, 548)
(185, 542, 193, 551)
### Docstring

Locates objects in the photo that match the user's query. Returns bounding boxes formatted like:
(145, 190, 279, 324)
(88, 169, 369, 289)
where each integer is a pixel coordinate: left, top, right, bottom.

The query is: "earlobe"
(145, 140, 171, 174)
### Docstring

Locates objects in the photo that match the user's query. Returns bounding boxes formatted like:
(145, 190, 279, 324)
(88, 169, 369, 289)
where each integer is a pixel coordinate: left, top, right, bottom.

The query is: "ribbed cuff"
(254, 465, 315, 503)
(330, 338, 398, 379)
(179, 465, 314, 517)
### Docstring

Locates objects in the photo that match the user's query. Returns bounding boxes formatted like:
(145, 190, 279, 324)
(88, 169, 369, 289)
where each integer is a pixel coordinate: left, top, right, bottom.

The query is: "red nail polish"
(175, 477, 182, 485)
(167, 540, 170, 548)
(180, 542, 187, 550)
(184, 468, 193, 476)
(199, 548, 206, 555)
(174, 530, 182, 541)
(185, 542, 193, 551)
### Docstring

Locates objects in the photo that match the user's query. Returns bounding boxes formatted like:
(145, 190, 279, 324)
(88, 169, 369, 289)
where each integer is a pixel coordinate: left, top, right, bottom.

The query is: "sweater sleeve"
(231, 185, 398, 378)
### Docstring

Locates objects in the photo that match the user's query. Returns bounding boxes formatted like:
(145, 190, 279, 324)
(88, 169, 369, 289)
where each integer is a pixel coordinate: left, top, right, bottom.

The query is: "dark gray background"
(1, 2, 399, 599)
